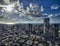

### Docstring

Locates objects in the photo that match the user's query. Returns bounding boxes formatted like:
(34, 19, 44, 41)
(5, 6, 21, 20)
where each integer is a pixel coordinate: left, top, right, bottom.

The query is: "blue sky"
(20, 0, 60, 24)
(21, 0, 60, 14)
(0, 0, 60, 24)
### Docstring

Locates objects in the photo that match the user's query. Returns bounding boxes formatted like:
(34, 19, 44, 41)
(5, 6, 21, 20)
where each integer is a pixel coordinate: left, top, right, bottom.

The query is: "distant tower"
(53, 24, 58, 37)
(43, 18, 50, 41)
(29, 24, 32, 32)
(44, 18, 50, 34)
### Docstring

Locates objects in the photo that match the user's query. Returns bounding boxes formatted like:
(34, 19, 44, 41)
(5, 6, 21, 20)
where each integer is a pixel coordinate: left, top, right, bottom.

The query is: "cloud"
(3, 0, 10, 4)
(0, 0, 5, 4)
(51, 4, 59, 10)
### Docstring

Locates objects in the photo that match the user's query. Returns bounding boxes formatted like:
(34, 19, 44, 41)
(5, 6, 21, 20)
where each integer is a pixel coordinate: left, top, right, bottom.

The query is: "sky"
(20, 0, 60, 24)
(21, 0, 60, 14)
(0, 0, 60, 24)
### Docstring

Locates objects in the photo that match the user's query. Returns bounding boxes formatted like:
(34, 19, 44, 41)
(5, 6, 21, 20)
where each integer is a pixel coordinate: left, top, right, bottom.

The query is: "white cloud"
(51, 4, 59, 9)
(41, 6, 44, 12)
(48, 14, 53, 17)
(3, 0, 10, 4)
